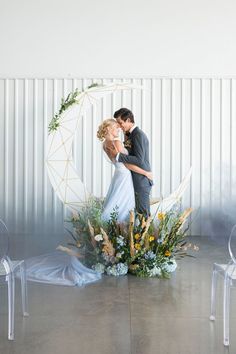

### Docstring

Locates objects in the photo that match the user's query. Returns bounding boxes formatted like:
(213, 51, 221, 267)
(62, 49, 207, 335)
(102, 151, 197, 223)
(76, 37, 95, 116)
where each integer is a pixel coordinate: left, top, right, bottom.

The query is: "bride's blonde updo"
(97, 118, 117, 141)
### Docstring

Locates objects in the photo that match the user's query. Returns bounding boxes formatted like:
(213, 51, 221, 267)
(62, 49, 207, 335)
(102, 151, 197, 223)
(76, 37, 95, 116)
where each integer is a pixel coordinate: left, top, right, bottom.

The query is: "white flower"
(162, 259, 177, 273)
(148, 266, 162, 277)
(157, 236, 164, 244)
(94, 234, 103, 242)
(116, 235, 125, 247)
(134, 218, 140, 227)
(93, 263, 105, 274)
(116, 252, 122, 258)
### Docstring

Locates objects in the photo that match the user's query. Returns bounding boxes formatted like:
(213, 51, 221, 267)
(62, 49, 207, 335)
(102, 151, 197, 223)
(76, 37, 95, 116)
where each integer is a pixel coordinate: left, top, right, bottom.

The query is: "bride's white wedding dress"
(101, 141, 135, 222)
(20, 250, 102, 286)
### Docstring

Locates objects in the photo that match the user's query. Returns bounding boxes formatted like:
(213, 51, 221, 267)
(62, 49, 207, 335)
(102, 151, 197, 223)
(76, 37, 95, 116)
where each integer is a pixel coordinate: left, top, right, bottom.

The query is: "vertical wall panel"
(0, 80, 5, 220)
(0, 77, 236, 236)
(231, 80, 236, 204)
(191, 79, 201, 235)
(43, 79, 48, 224)
(151, 79, 162, 199)
(4, 79, 9, 223)
(171, 79, 181, 193)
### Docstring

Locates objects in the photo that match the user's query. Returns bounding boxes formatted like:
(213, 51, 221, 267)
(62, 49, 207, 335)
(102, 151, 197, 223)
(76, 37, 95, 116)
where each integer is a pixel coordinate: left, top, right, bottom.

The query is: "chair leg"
(210, 269, 217, 321)
(7, 273, 15, 340)
(20, 261, 29, 317)
(223, 276, 230, 346)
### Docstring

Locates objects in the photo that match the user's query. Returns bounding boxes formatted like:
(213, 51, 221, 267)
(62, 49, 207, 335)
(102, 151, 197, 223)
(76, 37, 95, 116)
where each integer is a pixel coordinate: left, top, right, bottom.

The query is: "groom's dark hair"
(113, 108, 135, 123)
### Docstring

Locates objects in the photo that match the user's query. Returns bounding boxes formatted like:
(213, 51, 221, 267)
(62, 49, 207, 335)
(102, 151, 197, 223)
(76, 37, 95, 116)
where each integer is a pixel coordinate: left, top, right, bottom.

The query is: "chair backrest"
(228, 224, 236, 264)
(0, 219, 9, 261)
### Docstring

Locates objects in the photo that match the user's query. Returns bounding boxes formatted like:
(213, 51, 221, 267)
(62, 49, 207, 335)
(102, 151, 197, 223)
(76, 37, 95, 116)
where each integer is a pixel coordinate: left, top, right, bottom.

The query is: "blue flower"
(106, 263, 128, 276)
(144, 251, 156, 260)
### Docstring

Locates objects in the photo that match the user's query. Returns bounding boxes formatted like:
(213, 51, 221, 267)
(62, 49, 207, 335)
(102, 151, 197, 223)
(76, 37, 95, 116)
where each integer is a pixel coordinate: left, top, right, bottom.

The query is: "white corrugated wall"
(0, 77, 235, 235)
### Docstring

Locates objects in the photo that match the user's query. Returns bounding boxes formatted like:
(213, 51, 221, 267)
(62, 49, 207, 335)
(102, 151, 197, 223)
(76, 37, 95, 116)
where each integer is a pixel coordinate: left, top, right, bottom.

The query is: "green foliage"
(87, 83, 101, 89)
(48, 83, 103, 134)
(48, 88, 81, 133)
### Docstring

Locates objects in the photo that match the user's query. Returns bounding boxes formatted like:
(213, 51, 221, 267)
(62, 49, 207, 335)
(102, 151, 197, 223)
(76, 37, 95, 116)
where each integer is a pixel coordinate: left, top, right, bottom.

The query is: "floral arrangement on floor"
(60, 198, 198, 278)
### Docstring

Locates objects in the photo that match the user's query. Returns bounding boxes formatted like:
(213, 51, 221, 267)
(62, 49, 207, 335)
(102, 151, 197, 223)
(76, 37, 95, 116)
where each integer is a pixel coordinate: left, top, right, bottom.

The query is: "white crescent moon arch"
(46, 82, 144, 212)
(46, 82, 192, 215)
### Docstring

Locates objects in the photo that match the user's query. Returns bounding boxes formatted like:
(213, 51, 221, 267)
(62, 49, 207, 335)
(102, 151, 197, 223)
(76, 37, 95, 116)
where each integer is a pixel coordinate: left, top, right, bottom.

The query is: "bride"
(97, 118, 152, 222)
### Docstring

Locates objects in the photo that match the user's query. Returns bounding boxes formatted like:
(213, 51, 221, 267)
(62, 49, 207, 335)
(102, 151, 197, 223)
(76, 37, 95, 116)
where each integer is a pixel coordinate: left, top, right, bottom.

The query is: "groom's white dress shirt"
(128, 125, 136, 134)
(116, 125, 136, 161)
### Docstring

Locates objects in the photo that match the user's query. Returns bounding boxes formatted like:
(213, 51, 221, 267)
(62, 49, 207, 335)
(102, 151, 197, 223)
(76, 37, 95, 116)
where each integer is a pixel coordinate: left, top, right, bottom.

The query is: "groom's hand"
(109, 150, 117, 158)
(146, 171, 153, 180)
(109, 150, 118, 159)
(105, 145, 116, 156)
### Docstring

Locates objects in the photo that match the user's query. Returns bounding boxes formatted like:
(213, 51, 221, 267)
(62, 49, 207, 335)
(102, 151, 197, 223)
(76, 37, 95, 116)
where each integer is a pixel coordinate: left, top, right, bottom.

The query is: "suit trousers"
(134, 189, 151, 217)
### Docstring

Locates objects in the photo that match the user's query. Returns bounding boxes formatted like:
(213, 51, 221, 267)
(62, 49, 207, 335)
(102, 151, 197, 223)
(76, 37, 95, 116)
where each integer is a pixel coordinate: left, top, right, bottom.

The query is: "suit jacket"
(118, 127, 153, 192)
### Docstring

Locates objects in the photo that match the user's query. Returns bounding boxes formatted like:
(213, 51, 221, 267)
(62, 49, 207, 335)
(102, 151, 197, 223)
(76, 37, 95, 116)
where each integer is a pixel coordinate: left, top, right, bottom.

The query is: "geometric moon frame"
(150, 167, 192, 214)
(46, 82, 192, 214)
(46, 82, 144, 213)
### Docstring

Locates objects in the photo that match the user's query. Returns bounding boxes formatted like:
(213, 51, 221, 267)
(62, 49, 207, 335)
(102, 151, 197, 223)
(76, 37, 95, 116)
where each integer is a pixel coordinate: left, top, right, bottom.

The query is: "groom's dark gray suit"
(118, 126, 153, 216)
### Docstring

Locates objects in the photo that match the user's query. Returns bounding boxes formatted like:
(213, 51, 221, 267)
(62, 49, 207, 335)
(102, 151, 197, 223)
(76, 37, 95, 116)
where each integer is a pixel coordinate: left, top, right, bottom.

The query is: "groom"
(114, 108, 153, 217)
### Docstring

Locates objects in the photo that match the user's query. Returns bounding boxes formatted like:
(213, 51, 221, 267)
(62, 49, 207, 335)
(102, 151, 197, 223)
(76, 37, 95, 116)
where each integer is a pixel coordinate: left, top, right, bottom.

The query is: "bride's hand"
(146, 171, 153, 180)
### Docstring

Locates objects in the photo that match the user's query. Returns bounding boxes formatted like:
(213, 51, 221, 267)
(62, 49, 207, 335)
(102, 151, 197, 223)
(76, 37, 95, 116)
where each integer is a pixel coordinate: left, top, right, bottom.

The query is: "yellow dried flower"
(129, 264, 139, 271)
(165, 250, 171, 257)
(135, 243, 141, 250)
(149, 236, 155, 242)
(101, 228, 115, 256)
(134, 233, 140, 240)
(158, 212, 165, 221)
(88, 219, 96, 248)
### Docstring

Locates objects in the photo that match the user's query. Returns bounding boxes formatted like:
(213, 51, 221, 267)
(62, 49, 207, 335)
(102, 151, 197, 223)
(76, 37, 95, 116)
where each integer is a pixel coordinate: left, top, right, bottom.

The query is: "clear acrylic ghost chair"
(210, 224, 236, 346)
(0, 219, 29, 340)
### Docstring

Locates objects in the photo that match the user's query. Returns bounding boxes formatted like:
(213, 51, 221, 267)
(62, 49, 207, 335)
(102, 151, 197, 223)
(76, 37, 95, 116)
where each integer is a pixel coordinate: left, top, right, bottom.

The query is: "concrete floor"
(0, 235, 235, 354)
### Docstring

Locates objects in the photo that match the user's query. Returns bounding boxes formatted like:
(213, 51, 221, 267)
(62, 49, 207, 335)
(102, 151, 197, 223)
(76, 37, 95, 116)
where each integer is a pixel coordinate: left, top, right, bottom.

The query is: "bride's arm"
(112, 139, 126, 154)
(124, 163, 153, 180)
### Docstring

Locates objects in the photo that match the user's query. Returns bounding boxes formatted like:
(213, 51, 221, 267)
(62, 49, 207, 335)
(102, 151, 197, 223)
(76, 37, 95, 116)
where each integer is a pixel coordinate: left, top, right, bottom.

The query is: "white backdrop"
(0, 77, 236, 236)
(0, 0, 236, 77)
